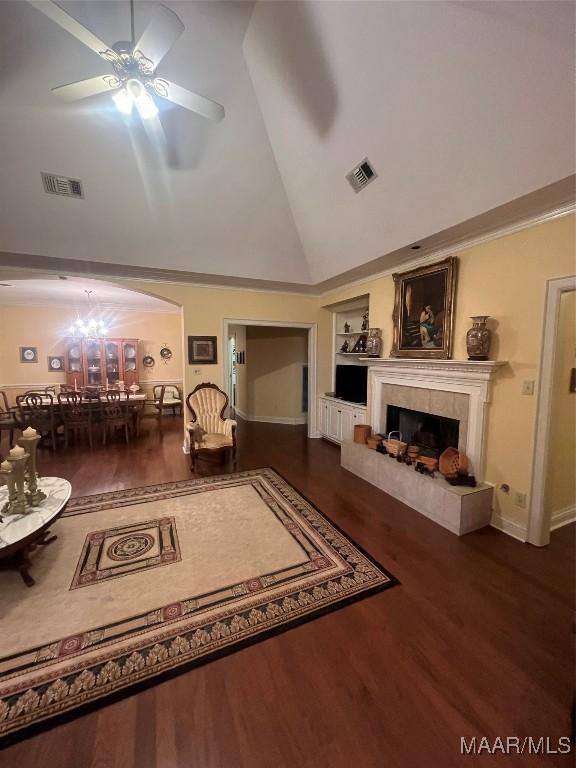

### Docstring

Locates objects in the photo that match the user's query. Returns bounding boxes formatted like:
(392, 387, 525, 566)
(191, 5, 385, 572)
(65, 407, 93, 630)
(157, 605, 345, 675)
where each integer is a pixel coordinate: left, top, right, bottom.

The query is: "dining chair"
(16, 393, 59, 452)
(146, 385, 166, 429)
(58, 392, 93, 449)
(101, 391, 131, 446)
(154, 384, 182, 416)
(0, 390, 18, 450)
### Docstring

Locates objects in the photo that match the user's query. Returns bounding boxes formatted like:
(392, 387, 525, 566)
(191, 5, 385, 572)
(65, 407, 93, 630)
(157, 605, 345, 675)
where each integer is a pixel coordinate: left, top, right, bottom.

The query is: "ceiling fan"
(28, 0, 225, 123)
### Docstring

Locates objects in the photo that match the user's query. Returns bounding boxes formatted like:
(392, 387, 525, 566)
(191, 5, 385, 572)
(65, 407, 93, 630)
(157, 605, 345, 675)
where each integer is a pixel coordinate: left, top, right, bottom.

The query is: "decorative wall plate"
(48, 356, 65, 372)
(20, 346, 38, 363)
(160, 346, 173, 361)
(142, 355, 155, 368)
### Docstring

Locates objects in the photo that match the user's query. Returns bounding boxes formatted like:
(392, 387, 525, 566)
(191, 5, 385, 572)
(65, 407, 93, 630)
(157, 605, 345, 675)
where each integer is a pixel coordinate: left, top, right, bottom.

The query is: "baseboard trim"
(490, 514, 528, 542)
(550, 504, 576, 531)
(234, 411, 308, 425)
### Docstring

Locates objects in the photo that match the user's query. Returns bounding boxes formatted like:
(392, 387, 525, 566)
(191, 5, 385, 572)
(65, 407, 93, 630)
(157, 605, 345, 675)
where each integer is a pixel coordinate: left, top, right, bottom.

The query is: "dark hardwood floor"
(1, 417, 574, 767)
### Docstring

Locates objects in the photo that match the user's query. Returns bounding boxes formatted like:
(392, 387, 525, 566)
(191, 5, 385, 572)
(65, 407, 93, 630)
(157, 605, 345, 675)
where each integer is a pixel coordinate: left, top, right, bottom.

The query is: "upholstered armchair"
(185, 383, 237, 469)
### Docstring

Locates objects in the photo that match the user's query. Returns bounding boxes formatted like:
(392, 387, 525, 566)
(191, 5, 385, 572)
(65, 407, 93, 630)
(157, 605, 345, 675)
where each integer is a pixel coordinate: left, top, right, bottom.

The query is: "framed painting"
(188, 336, 217, 365)
(391, 256, 458, 359)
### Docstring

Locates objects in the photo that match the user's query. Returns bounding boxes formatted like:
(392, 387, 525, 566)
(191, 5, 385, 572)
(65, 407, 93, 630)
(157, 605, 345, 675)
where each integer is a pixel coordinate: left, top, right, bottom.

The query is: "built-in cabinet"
(318, 395, 367, 445)
(65, 338, 139, 388)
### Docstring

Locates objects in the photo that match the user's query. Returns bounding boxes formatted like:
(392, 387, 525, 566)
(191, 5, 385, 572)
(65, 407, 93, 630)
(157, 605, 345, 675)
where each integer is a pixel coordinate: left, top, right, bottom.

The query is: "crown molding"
(1, 185, 573, 299)
(0, 299, 180, 314)
(317, 201, 575, 298)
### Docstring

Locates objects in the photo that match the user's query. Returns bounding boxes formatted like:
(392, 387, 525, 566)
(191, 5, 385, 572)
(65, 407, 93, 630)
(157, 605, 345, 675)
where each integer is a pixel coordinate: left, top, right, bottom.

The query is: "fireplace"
(341, 359, 506, 535)
(386, 405, 459, 459)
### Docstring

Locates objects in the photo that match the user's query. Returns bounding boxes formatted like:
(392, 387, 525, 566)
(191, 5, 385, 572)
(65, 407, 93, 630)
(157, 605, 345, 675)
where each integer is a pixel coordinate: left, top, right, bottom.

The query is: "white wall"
(244, 1, 575, 282)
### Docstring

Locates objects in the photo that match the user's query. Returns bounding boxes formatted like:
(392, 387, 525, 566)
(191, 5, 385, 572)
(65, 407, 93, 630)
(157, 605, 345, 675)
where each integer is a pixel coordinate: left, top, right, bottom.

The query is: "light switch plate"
(522, 380, 535, 395)
(193, 368, 202, 375)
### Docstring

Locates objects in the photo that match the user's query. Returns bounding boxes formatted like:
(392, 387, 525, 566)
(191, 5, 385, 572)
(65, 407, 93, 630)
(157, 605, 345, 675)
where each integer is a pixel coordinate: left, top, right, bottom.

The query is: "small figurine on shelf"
(351, 334, 367, 353)
(361, 311, 369, 331)
(343, 321, 351, 334)
(340, 340, 350, 353)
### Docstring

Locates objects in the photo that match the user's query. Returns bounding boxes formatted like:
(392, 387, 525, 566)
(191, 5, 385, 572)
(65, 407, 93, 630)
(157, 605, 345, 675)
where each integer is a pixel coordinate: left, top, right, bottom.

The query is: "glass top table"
(0, 477, 71, 586)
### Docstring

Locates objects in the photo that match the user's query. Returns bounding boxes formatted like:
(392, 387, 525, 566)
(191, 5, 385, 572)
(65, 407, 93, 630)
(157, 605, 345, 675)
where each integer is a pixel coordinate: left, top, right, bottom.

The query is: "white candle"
(22, 427, 38, 438)
(8, 445, 25, 458)
(0, 460, 11, 471)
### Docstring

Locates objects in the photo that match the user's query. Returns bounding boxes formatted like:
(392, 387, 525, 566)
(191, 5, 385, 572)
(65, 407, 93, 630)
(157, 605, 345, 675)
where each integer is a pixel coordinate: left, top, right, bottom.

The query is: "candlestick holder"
(17, 433, 46, 506)
(6, 452, 30, 515)
(1, 460, 20, 515)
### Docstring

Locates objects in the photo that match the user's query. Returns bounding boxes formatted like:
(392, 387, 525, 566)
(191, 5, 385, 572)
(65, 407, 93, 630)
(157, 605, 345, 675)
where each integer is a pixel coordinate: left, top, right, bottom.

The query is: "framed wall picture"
(48, 355, 65, 372)
(391, 256, 458, 359)
(188, 336, 217, 365)
(20, 346, 38, 363)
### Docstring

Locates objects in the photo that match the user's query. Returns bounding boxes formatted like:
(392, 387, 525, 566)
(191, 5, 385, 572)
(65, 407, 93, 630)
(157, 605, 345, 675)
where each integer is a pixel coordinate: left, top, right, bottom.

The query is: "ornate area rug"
(0, 469, 397, 743)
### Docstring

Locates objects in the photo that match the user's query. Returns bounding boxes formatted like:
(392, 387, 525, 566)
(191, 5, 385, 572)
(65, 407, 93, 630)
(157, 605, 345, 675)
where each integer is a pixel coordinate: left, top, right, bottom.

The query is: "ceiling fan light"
(135, 90, 159, 120)
(113, 87, 133, 116)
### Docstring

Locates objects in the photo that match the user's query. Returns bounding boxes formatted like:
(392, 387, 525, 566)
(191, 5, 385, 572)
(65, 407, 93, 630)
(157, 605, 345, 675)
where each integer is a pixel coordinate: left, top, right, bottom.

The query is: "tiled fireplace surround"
(341, 359, 506, 535)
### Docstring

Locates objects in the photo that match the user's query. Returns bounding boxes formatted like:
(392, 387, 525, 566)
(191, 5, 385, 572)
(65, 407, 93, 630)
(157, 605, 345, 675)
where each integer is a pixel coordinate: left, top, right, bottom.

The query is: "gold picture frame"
(390, 256, 458, 359)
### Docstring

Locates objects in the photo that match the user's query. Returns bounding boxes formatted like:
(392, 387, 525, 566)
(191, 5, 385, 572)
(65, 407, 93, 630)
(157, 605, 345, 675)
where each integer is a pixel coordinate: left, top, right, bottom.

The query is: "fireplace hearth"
(339, 359, 507, 535)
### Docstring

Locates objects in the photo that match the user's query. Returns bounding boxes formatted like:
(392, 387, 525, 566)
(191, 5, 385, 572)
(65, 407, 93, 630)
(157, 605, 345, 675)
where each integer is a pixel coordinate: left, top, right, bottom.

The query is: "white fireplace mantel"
(364, 359, 507, 481)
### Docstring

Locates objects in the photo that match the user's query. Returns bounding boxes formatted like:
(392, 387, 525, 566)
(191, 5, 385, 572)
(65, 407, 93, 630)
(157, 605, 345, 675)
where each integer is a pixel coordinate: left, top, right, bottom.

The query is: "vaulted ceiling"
(0, 1, 574, 287)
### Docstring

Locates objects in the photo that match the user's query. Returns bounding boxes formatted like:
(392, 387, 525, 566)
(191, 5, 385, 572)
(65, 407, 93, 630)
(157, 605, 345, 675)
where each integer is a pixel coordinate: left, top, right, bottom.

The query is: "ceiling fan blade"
(134, 5, 184, 71)
(28, 0, 117, 63)
(152, 79, 225, 122)
(52, 75, 120, 102)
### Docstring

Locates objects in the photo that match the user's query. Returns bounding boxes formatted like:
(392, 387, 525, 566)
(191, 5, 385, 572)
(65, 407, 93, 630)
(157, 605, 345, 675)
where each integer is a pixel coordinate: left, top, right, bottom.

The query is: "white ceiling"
(0, 1, 573, 287)
(0, 1, 310, 283)
(244, 0, 575, 283)
(0, 277, 180, 312)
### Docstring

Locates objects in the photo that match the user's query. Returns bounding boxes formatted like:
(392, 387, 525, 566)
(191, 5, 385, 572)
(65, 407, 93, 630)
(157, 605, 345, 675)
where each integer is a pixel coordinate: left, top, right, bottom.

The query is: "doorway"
(223, 319, 317, 439)
(528, 276, 576, 546)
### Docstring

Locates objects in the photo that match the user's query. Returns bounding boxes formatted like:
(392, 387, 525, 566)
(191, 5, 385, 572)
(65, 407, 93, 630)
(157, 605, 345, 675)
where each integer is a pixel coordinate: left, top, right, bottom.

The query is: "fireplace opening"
(386, 405, 459, 458)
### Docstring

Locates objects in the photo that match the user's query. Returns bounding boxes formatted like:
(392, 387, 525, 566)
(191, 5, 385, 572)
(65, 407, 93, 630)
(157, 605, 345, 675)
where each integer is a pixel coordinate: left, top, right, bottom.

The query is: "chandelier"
(68, 290, 109, 337)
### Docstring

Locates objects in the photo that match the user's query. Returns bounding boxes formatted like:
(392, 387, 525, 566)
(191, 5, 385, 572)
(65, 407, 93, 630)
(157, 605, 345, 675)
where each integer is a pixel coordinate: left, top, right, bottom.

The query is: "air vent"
(346, 158, 378, 193)
(41, 172, 84, 199)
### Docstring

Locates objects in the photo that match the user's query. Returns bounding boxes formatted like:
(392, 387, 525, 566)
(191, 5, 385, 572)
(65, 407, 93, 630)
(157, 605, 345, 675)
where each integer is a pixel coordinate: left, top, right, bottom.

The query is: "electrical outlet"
(193, 368, 202, 375)
(522, 380, 535, 395)
(514, 492, 527, 508)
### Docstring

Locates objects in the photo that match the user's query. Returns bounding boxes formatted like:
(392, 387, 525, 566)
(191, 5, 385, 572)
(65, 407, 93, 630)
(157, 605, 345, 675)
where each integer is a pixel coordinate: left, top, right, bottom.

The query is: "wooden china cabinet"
(65, 338, 139, 389)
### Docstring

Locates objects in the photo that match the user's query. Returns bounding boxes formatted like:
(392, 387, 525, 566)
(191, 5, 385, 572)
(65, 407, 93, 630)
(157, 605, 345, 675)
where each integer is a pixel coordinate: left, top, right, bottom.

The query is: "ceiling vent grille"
(41, 172, 84, 199)
(346, 158, 378, 193)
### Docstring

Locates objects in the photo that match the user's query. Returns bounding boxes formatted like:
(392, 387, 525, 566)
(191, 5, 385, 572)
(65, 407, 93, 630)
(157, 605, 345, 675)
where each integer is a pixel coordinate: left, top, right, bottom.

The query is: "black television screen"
(335, 365, 367, 405)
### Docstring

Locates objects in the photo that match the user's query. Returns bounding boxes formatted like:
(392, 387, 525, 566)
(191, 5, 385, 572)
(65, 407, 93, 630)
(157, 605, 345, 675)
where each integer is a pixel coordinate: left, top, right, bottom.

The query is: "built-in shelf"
(336, 352, 367, 356)
(336, 331, 367, 336)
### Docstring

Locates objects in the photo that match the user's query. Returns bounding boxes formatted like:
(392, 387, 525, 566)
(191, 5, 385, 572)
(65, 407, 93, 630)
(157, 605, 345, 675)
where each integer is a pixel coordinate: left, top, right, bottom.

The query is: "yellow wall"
(0, 304, 183, 404)
(0, 213, 573, 531)
(318, 214, 575, 526)
(118, 281, 319, 408)
(246, 326, 308, 421)
(545, 289, 576, 517)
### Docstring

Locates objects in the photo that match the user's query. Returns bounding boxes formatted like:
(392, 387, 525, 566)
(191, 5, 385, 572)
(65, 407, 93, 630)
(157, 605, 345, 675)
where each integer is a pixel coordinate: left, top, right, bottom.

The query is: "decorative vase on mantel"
(466, 316, 491, 361)
(365, 328, 383, 357)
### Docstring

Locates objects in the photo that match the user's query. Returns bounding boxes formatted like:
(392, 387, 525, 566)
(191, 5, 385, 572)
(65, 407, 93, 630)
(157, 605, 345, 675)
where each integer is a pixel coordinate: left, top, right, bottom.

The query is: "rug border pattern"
(0, 468, 399, 746)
